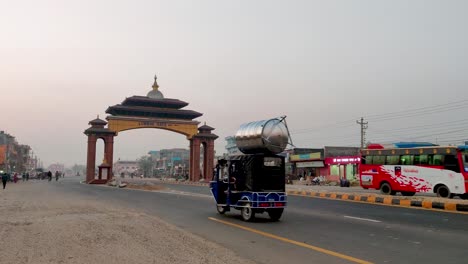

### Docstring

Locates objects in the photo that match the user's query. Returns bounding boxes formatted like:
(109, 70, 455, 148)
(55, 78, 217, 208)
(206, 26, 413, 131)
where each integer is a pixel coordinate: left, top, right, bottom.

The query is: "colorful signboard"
(296, 161, 325, 168)
(290, 152, 322, 162)
(0, 145, 6, 164)
(325, 156, 361, 165)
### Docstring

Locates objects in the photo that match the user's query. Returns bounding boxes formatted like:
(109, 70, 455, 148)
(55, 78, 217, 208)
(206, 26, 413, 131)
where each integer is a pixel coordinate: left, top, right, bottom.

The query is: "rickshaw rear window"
(264, 157, 282, 167)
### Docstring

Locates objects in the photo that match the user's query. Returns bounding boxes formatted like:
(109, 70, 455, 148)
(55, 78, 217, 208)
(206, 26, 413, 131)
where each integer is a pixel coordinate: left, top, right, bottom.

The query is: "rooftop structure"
(106, 75, 202, 120)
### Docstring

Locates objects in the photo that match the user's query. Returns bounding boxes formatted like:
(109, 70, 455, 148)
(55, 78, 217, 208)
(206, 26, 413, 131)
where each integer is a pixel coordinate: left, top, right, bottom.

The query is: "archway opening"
(113, 129, 190, 180)
(199, 142, 206, 181)
(95, 138, 105, 180)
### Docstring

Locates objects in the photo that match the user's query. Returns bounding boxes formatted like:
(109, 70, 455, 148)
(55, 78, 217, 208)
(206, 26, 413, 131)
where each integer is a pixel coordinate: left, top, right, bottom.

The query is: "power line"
(367, 104, 468, 123)
(368, 118, 468, 134)
(288, 98, 468, 148)
(291, 120, 356, 135)
(291, 98, 468, 136)
(367, 124, 468, 142)
(365, 132, 468, 146)
(364, 99, 468, 119)
(294, 130, 360, 141)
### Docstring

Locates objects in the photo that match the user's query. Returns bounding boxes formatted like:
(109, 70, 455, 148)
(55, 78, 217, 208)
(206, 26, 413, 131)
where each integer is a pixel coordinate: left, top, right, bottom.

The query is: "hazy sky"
(1, 0, 467, 167)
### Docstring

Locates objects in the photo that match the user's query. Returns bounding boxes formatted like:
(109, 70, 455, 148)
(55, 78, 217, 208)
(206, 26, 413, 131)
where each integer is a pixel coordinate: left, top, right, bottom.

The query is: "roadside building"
(114, 160, 139, 178)
(289, 146, 360, 182)
(148, 148, 189, 177)
(0, 131, 33, 173)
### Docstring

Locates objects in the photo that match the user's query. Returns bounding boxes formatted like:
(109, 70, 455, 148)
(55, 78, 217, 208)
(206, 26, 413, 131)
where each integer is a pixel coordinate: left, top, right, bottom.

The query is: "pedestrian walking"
(13, 173, 18, 183)
(47, 171, 52, 182)
(26, 173, 29, 181)
(55, 171, 60, 181)
(1, 171, 8, 189)
(22, 173, 26, 182)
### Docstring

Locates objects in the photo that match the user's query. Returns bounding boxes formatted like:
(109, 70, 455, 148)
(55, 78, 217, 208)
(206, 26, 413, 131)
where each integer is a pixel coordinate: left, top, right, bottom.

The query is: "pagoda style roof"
(106, 104, 202, 120)
(199, 124, 215, 131)
(105, 76, 203, 121)
(121, 96, 189, 109)
(89, 117, 107, 126)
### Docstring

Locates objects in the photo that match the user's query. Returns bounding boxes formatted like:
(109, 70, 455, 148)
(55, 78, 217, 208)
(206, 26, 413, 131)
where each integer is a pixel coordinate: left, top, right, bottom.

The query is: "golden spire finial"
(152, 74, 159, 91)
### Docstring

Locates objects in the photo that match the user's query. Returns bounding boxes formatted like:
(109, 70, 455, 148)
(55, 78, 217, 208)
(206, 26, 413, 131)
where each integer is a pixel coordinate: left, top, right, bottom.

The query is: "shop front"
(290, 152, 323, 180)
(289, 147, 360, 183)
(324, 156, 360, 181)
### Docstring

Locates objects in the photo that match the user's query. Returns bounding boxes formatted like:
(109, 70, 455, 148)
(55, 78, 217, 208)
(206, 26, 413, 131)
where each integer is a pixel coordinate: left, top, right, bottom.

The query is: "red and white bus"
(359, 142, 468, 199)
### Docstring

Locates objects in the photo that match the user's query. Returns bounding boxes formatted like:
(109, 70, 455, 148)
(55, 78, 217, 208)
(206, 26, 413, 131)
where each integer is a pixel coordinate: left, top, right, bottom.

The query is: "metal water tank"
(235, 118, 289, 154)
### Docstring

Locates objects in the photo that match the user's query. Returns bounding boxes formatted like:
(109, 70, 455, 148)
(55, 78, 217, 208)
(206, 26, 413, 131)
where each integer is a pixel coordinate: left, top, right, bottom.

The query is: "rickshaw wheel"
(241, 204, 255, 222)
(216, 205, 226, 214)
(268, 208, 284, 221)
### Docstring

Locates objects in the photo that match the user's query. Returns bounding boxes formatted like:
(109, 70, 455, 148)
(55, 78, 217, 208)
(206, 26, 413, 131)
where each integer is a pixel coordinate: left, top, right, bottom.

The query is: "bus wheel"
(460, 194, 468, 200)
(241, 204, 255, 222)
(380, 182, 396, 195)
(436, 185, 452, 198)
(401, 192, 416, 196)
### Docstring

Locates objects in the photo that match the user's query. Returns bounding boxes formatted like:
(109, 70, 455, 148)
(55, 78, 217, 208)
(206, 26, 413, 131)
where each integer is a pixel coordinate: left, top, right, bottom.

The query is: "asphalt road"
(58, 178, 468, 264)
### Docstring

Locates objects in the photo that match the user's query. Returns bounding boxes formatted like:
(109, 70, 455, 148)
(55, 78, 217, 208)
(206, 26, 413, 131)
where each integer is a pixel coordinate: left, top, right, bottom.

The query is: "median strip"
(287, 190, 468, 213)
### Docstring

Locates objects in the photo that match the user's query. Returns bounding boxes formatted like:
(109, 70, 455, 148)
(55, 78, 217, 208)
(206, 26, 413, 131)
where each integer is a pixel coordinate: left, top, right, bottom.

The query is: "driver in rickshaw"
(221, 169, 237, 191)
(217, 159, 237, 192)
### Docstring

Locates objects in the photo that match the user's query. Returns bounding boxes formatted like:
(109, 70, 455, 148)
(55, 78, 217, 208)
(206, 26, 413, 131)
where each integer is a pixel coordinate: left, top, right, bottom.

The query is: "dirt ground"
(0, 181, 254, 264)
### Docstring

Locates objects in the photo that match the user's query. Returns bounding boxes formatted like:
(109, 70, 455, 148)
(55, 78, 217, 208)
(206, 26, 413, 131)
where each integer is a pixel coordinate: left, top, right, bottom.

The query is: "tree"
(138, 156, 153, 178)
(71, 164, 86, 176)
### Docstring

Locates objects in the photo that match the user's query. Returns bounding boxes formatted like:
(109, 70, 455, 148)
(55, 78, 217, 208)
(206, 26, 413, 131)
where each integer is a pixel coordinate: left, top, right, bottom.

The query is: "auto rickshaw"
(210, 117, 292, 221)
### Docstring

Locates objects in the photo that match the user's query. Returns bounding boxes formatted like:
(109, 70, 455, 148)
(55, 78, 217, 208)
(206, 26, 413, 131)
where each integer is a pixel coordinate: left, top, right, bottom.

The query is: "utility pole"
(356, 117, 368, 149)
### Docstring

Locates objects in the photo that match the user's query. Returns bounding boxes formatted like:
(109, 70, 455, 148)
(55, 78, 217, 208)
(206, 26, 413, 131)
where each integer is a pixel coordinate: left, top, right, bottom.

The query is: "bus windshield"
(463, 152, 468, 172)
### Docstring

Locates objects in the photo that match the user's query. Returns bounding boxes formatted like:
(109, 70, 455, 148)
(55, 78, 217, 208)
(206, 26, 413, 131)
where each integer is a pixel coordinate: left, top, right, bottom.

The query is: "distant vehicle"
(210, 117, 292, 221)
(359, 142, 468, 199)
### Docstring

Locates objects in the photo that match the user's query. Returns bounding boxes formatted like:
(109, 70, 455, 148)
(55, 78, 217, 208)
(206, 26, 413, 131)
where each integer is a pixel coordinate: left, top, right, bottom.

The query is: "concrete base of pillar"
(88, 179, 108, 184)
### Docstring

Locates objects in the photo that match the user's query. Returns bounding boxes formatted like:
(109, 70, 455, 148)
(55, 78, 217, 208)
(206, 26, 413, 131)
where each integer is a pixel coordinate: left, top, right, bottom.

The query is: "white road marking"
(344, 215, 382, 223)
(153, 190, 212, 199)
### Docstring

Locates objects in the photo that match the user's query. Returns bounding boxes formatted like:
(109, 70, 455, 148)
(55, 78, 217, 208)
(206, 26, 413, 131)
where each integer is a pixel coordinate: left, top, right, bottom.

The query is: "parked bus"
(359, 142, 468, 199)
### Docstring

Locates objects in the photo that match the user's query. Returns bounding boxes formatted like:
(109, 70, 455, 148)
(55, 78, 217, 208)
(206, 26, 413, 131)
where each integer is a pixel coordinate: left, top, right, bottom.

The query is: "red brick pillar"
(86, 135, 97, 183)
(203, 140, 215, 182)
(189, 138, 201, 182)
(104, 136, 114, 181)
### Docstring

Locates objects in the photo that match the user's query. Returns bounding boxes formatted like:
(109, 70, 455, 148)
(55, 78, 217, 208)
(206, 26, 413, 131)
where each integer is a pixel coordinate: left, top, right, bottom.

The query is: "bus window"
(433, 155, 444, 166)
(386, 156, 399, 165)
(400, 155, 414, 165)
(420, 155, 429, 165)
(414, 155, 420, 165)
(372, 156, 385, 165)
(444, 155, 460, 173)
(421, 155, 437, 165)
(362, 156, 370, 164)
